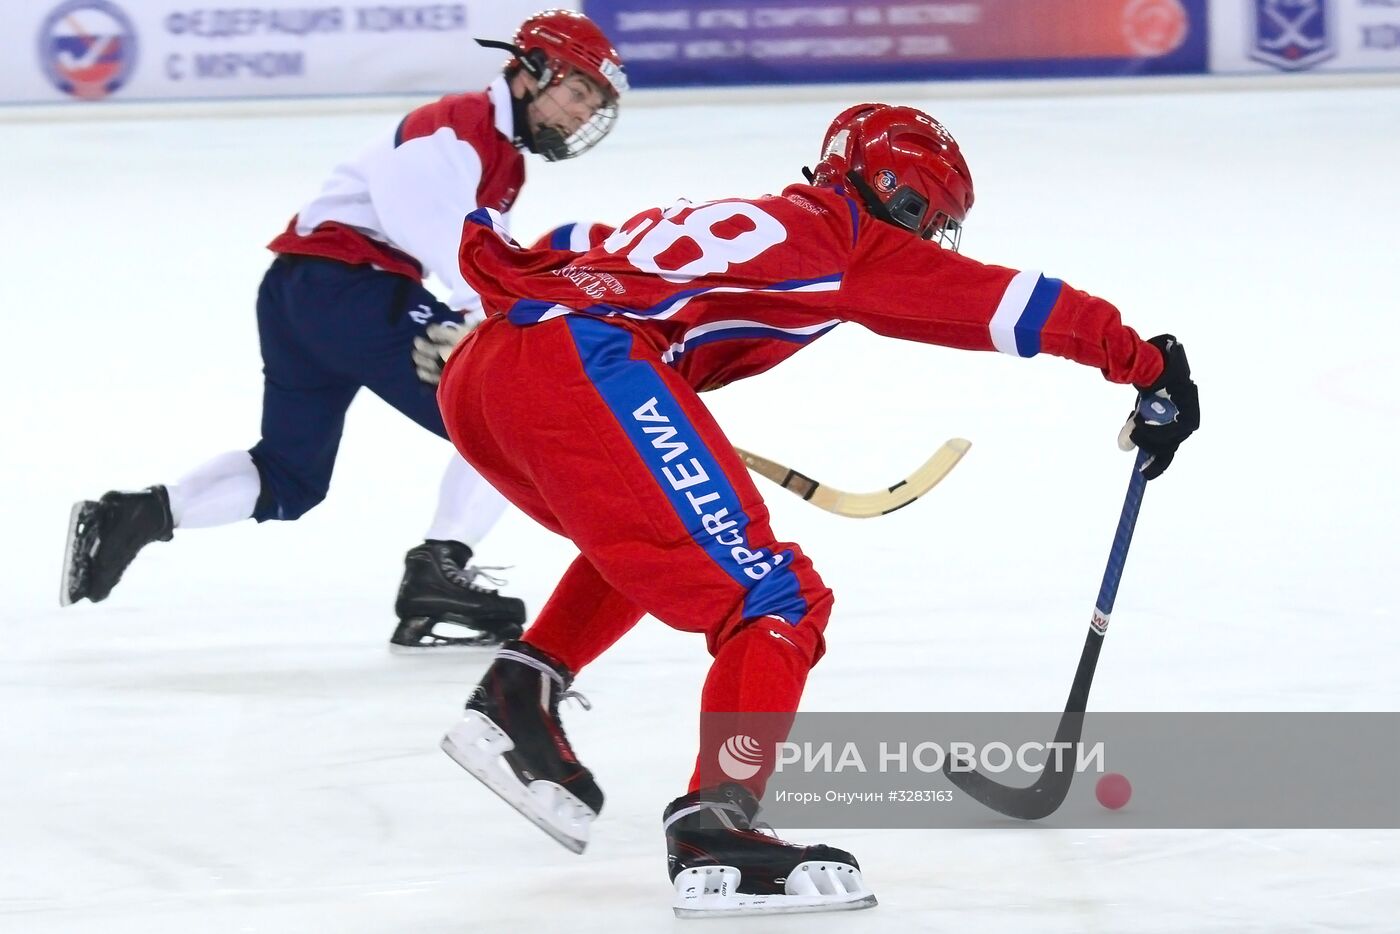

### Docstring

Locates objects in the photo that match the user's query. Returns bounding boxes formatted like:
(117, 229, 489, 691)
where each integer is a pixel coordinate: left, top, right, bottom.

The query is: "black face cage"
(529, 94, 618, 162)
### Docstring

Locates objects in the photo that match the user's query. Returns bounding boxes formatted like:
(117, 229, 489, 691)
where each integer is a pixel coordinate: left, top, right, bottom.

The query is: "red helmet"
(815, 105, 974, 251)
(515, 10, 628, 102)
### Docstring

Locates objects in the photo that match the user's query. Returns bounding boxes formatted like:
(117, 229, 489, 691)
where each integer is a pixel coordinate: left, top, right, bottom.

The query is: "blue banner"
(584, 0, 1209, 88)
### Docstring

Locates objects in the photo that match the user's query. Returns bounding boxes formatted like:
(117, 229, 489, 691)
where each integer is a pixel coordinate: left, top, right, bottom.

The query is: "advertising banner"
(1, 0, 555, 105)
(582, 0, 1209, 88)
(1211, 0, 1400, 73)
(9, 2, 1396, 107)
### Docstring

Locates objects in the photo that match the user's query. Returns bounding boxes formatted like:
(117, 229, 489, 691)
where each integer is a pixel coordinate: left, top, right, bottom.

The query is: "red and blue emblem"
(874, 169, 898, 194)
(38, 0, 138, 100)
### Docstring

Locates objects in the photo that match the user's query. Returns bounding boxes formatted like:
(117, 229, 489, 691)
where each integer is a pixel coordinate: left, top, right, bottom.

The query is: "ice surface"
(2, 84, 1398, 931)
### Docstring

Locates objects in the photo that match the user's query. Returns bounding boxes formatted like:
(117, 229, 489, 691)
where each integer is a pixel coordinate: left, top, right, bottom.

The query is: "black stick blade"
(943, 751, 1071, 819)
(943, 707, 1089, 821)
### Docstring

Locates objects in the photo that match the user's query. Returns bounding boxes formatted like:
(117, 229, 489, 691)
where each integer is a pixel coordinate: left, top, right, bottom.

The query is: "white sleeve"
(362, 127, 486, 315)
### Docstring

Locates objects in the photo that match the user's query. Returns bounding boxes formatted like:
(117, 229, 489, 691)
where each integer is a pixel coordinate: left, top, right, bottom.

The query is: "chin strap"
(476, 38, 539, 77)
(799, 167, 890, 220)
(478, 37, 570, 159)
(508, 89, 536, 151)
(843, 169, 902, 229)
(476, 37, 555, 87)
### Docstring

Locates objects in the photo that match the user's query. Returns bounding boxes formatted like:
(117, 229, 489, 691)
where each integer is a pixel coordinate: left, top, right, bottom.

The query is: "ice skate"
(441, 641, 603, 853)
(666, 783, 876, 918)
(390, 540, 525, 652)
(60, 486, 174, 606)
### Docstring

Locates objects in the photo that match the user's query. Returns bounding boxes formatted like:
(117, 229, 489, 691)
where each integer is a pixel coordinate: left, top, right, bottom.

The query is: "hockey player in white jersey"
(59, 10, 628, 651)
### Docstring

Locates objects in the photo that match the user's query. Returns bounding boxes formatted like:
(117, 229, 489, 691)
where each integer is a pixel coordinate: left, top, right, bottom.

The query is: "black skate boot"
(61, 486, 174, 606)
(390, 540, 525, 652)
(440, 640, 603, 853)
(665, 783, 875, 918)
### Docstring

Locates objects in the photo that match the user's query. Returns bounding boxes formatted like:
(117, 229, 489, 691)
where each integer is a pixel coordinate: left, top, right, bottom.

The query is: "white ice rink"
(3, 80, 1399, 932)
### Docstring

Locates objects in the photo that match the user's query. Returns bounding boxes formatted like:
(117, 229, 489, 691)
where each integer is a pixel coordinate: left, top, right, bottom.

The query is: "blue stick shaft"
(1093, 448, 1150, 620)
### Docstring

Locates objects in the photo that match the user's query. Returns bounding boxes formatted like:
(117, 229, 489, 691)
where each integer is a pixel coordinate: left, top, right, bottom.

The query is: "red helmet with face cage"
(479, 10, 627, 161)
(514, 9, 629, 102)
(813, 104, 974, 251)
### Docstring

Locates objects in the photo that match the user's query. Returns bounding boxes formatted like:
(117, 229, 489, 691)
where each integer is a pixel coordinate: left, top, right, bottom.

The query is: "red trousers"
(438, 314, 833, 792)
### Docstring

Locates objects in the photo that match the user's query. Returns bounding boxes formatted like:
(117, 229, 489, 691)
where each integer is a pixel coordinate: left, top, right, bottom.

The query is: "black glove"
(1117, 334, 1199, 480)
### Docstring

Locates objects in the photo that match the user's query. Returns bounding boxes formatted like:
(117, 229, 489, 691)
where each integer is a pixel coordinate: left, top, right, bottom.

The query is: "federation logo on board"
(1249, 0, 1335, 72)
(38, 0, 138, 100)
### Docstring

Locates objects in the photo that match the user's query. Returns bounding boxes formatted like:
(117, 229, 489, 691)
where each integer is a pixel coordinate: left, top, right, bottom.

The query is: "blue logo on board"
(1250, 0, 1335, 72)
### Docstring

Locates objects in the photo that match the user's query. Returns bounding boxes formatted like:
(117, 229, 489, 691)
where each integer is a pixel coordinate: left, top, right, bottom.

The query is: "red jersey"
(456, 183, 1164, 390)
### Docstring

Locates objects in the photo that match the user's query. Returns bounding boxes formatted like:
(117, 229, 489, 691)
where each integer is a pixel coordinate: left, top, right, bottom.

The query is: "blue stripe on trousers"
(563, 316, 807, 625)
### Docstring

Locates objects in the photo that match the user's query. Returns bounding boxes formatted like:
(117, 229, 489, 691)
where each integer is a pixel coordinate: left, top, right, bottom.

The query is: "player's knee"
(257, 488, 326, 522)
(248, 449, 330, 522)
(721, 612, 828, 672)
(714, 581, 833, 668)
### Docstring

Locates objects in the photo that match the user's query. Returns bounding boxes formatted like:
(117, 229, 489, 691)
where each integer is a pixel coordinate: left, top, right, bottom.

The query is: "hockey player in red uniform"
(59, 11, 627, 652)
(436, 104, 1200, 915)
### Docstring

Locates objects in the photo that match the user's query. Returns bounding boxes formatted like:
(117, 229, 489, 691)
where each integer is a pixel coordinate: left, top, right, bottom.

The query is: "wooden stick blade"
(733, 439, 971, 519)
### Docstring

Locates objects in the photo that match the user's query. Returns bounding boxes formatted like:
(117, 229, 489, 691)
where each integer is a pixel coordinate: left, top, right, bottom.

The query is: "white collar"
(488, 75, 515, 142)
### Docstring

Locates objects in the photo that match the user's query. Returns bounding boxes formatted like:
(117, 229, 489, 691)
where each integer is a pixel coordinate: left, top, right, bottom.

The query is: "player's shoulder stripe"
(395, 92, 490, 148)
(549, 223, 577, 250)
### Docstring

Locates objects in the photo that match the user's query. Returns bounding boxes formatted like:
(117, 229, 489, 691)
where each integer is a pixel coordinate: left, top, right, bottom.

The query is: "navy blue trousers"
(249, 255, 460, 521)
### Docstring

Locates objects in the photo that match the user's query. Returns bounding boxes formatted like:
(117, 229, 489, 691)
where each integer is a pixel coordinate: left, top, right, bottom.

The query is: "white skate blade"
(441, 710, 596, 854)
(672, 863, 876, 919)
(59, 500, 96, 607)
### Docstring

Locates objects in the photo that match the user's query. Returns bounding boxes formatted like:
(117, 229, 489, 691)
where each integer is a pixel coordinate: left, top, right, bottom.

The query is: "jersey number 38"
(602, 201, 787, 285)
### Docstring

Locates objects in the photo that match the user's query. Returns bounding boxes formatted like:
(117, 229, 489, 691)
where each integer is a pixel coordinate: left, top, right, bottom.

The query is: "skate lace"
(750, 819, 781, 839)
(448, 564, 510, 593)
(663, 799, 777, 836)
(559, 688, 592, 711)
(496, 647, 592, 713)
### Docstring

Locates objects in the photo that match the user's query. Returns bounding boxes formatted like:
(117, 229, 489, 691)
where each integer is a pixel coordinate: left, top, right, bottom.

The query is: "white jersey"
(268, 77, 526, 320)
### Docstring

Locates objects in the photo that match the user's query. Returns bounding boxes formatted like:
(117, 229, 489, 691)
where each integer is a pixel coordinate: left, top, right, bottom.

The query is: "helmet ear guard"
(842, 170, 962, 251)
(884, 188, 931, 234)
